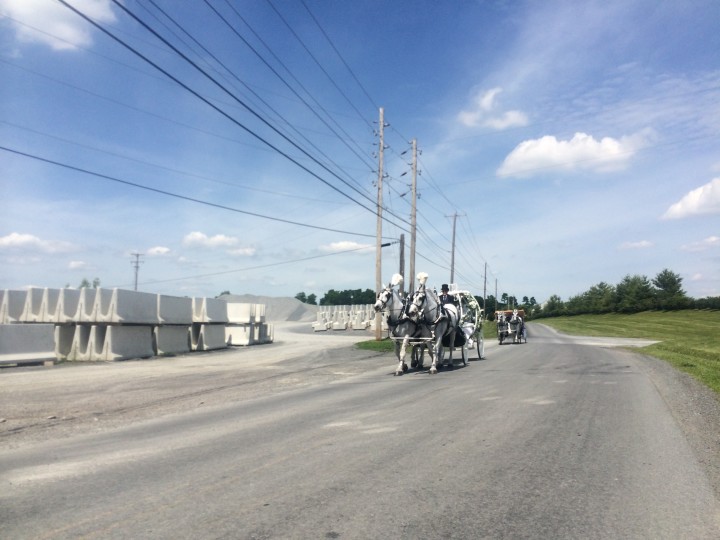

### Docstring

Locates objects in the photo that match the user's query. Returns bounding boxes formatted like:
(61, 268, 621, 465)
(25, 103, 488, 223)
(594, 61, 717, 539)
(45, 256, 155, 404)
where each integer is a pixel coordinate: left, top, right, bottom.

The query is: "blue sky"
(1, 0, 719, 303)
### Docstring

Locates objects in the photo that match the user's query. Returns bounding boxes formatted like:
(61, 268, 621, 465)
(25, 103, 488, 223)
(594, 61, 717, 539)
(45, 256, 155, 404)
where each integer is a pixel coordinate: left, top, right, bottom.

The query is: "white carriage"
(445, 286, 485, 362)
(496, 308, 527, 344)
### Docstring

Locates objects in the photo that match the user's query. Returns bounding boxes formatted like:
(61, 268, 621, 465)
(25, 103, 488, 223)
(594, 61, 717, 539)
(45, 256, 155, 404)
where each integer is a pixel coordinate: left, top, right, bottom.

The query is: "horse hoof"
(394, 370, 403, 376)
(429, 368, 437, 375)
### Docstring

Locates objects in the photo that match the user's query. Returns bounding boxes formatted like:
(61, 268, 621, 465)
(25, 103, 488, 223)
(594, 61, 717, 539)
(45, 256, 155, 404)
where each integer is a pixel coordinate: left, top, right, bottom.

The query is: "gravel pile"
(220, 294, 319, 322)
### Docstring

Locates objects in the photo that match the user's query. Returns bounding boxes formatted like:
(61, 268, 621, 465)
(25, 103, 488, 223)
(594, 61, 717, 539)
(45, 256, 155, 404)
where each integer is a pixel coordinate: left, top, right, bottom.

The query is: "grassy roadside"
(536, 311, 720, 395)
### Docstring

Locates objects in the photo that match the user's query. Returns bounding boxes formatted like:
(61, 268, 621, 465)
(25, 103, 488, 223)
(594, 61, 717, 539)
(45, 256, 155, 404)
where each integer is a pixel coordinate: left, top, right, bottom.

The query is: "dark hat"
(441, 284, 449, 291)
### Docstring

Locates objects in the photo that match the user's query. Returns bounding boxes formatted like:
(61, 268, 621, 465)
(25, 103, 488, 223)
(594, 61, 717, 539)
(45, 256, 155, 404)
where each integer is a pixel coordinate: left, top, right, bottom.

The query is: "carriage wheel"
(477, 333, 485, 359)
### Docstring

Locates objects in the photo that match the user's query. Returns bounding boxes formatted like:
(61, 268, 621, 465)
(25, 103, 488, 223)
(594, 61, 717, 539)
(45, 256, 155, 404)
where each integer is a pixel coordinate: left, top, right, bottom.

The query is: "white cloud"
(68, 260, 87, 269)
(182, 232, 238, 249)
(457, 87, 528, 130)
(0, 232, 77, 253)
(680, 236, 720, 252)
(662, 178, 720, 219)
(497, 131, 650, 178)
(319, 241, 373, 253)
(619, 240, 653, 250)
(227, 247, 256, 257)
(0, 0, 117, 51)
(147, 246, 171, 257)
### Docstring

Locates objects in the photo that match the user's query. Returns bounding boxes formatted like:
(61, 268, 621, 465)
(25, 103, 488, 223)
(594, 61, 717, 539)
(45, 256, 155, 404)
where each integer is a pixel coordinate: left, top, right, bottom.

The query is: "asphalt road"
(2, 322, 720, 539)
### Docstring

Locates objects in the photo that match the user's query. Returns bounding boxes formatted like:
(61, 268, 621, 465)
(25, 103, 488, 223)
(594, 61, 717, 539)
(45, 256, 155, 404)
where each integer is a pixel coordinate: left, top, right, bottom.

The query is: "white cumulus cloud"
(0, 232, 76, 253)
(182, 232, 238, 249)
(680, 236, 720, 252)
(319, 241, 373, 253)
(68, 261, 87, 269)
(497, 131, 650, 178)
(0, 0, 117, 51)
(662, 178, 720, 219)
(147, 246, 171, 257)
(457, 87, 528, 130)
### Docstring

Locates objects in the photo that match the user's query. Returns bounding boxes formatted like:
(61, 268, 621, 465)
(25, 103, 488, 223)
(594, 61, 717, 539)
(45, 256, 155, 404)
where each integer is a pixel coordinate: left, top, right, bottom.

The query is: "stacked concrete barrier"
(0, 323, 55, 365)
(1, 289, 26, 324)
(154, 295, 193, 356)
(224, 301, 274, 346)
(191, 297, 229, 351)
(0, 288, 278, 365)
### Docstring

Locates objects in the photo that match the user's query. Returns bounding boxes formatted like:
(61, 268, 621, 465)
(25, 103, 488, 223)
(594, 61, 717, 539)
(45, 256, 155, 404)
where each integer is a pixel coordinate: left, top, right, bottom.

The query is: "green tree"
(615, 274, 655, 313)
(542, 294, 565, 317)
(652, 269, 690, 310)
(295, 292, 308, 303)
(79, 278, 101, 289)
(306, 293, 317, 305)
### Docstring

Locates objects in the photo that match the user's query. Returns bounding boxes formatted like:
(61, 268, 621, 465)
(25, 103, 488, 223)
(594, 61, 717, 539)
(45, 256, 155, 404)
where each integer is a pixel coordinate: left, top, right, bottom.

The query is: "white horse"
(373, 274, 423, 376)
(407, 273, 460, 374)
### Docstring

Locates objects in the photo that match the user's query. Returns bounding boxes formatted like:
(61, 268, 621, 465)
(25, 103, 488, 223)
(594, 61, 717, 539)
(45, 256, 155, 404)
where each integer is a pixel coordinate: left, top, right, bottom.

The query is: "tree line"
(534, 268, 720, 318)
(295, 268, 720, 318)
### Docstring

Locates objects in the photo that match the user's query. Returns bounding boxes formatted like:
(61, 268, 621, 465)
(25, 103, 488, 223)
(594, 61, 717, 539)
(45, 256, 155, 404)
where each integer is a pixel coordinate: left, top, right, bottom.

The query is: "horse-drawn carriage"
(495, 308, 526, 344)
(443, 285, 484, 362)
(373, 273, 484, 375)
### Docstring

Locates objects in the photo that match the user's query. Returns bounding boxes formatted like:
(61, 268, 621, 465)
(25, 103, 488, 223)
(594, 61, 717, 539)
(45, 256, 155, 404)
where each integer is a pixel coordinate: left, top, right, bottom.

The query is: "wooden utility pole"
(398, 234, 405, 296)
(409, 138, 418, 294)
(374, 107, 385, 340)
(483, 261, 487, 314)
(449, 212, 458, 284)
(131, 252, 144, 291)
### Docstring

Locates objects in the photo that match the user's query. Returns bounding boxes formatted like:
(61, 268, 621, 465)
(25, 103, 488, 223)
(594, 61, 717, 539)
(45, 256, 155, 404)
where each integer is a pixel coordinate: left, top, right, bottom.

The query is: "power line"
(111, 243, 394, 289)
(56, 0, 411, 233)
(0, 145, 394, 239)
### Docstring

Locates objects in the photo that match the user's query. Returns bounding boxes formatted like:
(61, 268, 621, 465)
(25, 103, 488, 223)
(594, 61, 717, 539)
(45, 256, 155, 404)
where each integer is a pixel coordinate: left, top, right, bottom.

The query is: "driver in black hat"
(439, 284, 455, 306)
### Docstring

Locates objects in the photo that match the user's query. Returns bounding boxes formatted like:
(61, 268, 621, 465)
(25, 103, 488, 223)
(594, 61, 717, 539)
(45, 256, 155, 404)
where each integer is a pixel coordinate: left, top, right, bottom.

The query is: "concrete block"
(0, 323, 55, 364)
(256, 322, 274, 344)
(39, 288, 61, 322)
(191, 323, 228, 351)
(68, 324, 93, 361)
(158, 294, 192, 325)
(1, 290, 27, 323)
(254, 304, 266, 323)
(54, 324, 75, 361)
(99, 325, 154, 361)
(226, 324, 253, 346)
(54, 288, 81, 324)
(75, 288, 97, 323)
(226, 302, 254, 324)
(153, 325, 191, 356)
(95, 288, 159, 325)
(19, 287, 45, 322)
(192, 297, 228, 324)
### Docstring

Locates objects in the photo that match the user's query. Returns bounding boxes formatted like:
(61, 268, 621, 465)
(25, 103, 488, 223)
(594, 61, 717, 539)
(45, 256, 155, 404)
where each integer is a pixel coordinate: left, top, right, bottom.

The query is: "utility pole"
(495, 278, 498, 314)
(446, 212, 462, 284)
(483, 261, 487, 315)
(409, 138, 418, 294)
(399, 234, 405, 296)
(131, 252, 144, 291)
(375, 107, 386, 341)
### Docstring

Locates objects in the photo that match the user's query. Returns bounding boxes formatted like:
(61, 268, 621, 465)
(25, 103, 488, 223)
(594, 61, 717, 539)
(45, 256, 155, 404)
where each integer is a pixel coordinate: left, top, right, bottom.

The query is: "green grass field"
(536, 311, 720, 394)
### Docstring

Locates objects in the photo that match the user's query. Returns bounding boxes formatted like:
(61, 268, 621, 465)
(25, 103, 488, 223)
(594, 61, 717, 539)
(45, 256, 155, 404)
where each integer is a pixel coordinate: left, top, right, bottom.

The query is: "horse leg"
(429, 335, 441, 374)
(395, 335, 410, 376)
